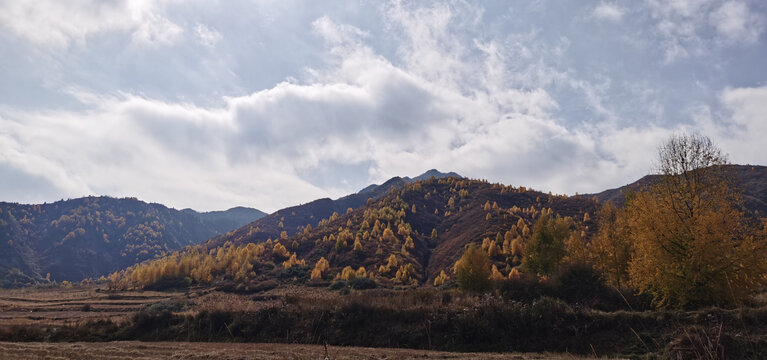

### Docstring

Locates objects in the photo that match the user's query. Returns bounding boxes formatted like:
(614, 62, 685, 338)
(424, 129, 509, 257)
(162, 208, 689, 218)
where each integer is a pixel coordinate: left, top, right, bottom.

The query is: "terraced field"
(0, 341, 601, 359)
(0, 287, 183, 326)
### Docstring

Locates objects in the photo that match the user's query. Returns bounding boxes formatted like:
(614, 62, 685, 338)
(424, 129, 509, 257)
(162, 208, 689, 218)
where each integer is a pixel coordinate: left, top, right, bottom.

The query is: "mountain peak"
(409, 169, 462, 182)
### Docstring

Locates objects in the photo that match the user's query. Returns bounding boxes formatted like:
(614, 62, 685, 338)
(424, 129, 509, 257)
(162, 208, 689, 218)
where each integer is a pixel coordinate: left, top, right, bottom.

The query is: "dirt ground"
(0, 341, 607, 360)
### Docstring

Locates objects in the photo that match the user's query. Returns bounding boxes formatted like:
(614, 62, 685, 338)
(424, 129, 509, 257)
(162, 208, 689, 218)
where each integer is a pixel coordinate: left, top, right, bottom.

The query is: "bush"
(497, 273, 544, 302)
(550, 263, 608, 305)
(279, 265, 310, 283)
(349, 277, 377, 290)
(328, 280, 348, 290)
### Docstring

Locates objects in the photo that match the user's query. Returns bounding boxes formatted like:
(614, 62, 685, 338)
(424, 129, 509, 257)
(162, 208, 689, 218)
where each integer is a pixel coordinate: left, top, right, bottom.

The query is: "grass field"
(0, 341, 606, 359)
(2, 285, 766, 358)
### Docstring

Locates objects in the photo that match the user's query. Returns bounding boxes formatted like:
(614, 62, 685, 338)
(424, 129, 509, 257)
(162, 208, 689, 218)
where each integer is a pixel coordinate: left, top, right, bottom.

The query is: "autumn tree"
(453, 244, 491, 292)
(627, 134, 767, 308)
(590, 200, 632, 288)
(433, 270, 450, 286)
(522, 214, 571, 276)
(311, 257, 330, 280)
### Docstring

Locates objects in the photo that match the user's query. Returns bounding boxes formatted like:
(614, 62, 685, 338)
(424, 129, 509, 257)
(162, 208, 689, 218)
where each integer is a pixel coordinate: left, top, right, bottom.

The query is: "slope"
(0, 197, 264, 286)
(591, 164, 767, 214)
(203, 170, 460, 249)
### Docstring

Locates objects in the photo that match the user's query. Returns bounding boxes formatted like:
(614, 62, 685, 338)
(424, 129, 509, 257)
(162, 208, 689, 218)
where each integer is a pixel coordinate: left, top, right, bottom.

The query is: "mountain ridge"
(0, 196, 265, 286)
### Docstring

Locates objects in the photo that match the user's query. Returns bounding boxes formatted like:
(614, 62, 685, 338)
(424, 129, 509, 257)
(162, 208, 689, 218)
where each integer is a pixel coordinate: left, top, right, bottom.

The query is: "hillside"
(112, 164, 767, 291)
(112, 176, 599, 289)
(591, 164, 767, 214)
(204, 169, 461, 249)
(0, 197, 264, 286)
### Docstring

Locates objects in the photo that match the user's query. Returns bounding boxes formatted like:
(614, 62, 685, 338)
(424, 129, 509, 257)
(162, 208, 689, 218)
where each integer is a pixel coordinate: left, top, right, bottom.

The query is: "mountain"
(114, 164, 767, 291)
(183, 207, 267, 233)
(358, 169, 460, 195)
(591, 165, 767, 215)
(0, 197, 265, 286)
(124, 175, 598, 289)
(204, 169, 461, 249)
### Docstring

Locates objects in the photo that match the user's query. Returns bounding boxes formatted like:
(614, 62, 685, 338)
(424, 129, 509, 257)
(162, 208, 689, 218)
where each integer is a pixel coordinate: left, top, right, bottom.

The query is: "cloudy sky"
(1, 0, 766, 212)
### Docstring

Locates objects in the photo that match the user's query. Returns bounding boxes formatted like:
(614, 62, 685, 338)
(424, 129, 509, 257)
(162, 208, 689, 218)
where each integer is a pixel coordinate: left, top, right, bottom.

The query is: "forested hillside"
(0, 197, 264, 286)
(110, 176, 599, 289)
(111, 163, 767, 304)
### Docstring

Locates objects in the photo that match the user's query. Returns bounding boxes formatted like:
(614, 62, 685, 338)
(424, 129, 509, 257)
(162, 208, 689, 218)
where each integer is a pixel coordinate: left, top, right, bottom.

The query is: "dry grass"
(0, 286, 182, 326)
(0, 341, 612, 360)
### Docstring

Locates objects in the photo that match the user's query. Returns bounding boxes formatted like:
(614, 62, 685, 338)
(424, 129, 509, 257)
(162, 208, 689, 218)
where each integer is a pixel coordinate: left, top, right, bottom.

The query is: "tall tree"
(590, 200, 632, 288)
(522, 214, 571, 276)
(453, 244, 491, 292)
(627, 133, 766, 308)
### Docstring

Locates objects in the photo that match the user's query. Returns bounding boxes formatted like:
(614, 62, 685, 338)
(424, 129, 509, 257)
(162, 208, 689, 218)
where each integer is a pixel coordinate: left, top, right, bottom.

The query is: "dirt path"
(0, 341, 607, 359)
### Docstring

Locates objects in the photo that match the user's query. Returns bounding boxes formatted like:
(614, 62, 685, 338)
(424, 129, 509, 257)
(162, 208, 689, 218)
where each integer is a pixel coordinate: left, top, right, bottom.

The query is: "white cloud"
(709, 1, 764, 44)
(645, 0, 765, 62)
(705, 86, 767, 165)
(132, 13, 184, 47)
(0, 1, 764, 212)
(0, 0, 183, 49)
(194, 23, 222, 47)
(593, 3, 625, 22)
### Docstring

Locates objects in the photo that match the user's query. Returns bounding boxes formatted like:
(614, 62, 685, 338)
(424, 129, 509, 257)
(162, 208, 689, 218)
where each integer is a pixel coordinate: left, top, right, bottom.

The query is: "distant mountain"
(205, 170, 462, 248)
(408, 169, 462, 183)
(112, 164, 767, 291)
(0, 197, 265, 286)
(591, 165, 767, 215)
(358, 169, 461, 195)
(184, 207, 267, 233)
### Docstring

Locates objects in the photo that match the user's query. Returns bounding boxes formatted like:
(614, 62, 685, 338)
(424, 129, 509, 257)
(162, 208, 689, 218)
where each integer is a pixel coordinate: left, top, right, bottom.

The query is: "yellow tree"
(590, 200, 632, 288)
(453, 244, 491, 292)
(311, 257, 330, 280)
(627, 134, 767, 308)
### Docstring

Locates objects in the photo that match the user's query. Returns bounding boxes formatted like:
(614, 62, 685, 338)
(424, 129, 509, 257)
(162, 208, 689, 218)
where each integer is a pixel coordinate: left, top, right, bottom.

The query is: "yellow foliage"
(282, 253, 306, 269)
(383, 227, 397, 244)
(626, 134, 767, 308)
(453, 244, 491, 292)
(272, 242, 289, 259)
(490, 265, 504, 281)
(311, 257, 330, 280)
(590, 200, 632, 287)
(404, 236, 414, 249)
(395, 263, 416, 283)
(487, 241, 499, 257)
(433, 270, 450, 286)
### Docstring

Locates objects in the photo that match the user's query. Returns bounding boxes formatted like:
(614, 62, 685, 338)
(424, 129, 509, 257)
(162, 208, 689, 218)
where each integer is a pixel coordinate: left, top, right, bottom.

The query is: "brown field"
(0, 285, 310, 327)
(0, 341, 606, 359)
(0, 286, 182, 326)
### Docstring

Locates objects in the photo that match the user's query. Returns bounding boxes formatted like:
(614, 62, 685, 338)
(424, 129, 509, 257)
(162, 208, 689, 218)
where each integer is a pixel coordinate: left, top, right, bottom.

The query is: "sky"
(1, 0, 766, 213)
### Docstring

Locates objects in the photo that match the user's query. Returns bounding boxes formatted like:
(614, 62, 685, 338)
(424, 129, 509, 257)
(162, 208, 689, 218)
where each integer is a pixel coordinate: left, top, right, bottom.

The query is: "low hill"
(591, 165, 767, 214)
(0, 197, 264, 286)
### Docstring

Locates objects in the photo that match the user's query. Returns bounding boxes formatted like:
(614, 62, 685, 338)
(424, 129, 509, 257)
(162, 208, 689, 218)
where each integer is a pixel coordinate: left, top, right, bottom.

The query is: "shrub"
(279, 265, 310, 283)
(497, 273, 544, 302)
(550, 263, 608, 305)
(329, 280, 348, 290)
(349, 277, 377, 290)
